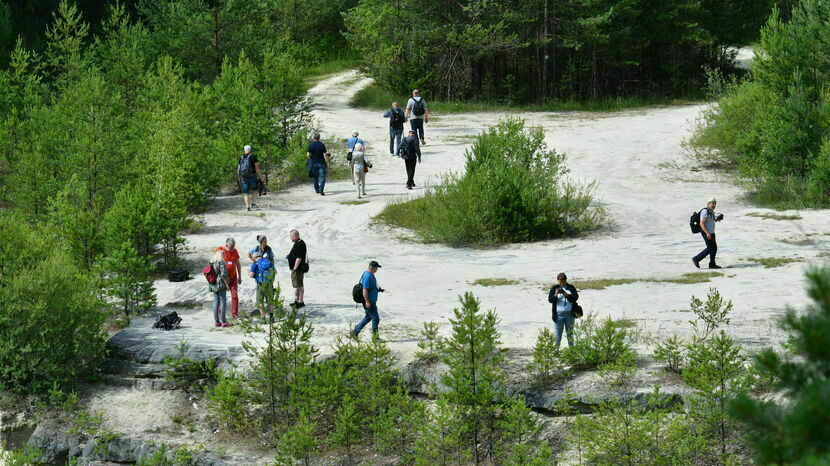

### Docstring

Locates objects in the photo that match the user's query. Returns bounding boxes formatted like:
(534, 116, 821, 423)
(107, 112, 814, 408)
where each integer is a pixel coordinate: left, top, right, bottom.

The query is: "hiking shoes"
(709, 264, 722, 269)
(297, 302, 305, 308)
(246, 206, 251, 211)
(221, 322, 233, 327)
(692, 258, 700, 268)
(214, 322, 222, 327)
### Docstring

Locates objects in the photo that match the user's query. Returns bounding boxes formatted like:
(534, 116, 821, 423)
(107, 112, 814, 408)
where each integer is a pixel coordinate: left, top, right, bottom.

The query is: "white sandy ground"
(150, 69, 829, 357)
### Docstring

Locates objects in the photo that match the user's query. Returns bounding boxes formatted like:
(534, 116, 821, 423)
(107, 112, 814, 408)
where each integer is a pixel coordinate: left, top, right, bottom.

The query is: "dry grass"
(747, 212, 802, 221)
(471, 278, 521, 287)
(568, 272, 723, 290)
(746, 257, 805, 268)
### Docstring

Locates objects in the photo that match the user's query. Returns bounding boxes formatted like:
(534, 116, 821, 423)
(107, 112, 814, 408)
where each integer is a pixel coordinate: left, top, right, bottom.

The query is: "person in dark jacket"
(399, 130, 422, 190)
(547, 272, 579, 349)
(383, 102, 406, 155)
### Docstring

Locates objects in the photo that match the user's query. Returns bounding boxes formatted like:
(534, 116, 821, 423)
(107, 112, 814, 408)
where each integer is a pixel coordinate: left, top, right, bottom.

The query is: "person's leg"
(213, 292, 221, 324)
(405, 158, 416, 187)
(250, 177, 259, 206)
(554, 316, 565, 349)
(360, 171, 367, 195)
(219, 289, 228, 324)
(389, 127, 395, 154)
(564, 313, 576, 347)
(256, 285, 266, 318)
(350, 159, 355, 184)
(694, 232, 711, 263)
(414, 119, 425, 141)
(708, 233, 718, 266)
(312, 165, 320, 193)
(395, 129, 403, 154)
(228, 280, 239, 318)
(353, 308, 372, 335)
(241, 178, 251, 209)
(410, 118, 417, 134)
(318, 165, 327, 193)
(369, 303, 380, 335)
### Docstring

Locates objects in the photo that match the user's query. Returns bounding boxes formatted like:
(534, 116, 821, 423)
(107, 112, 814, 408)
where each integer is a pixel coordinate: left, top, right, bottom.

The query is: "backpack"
(399, 139, 412, 159)
(168, 268, 189, 282)
(412, 98, 425, 116)
(352, 282, 365, 304)
(255, 258, 274, 284)
(239, 154, 254, 177)
(689, 208, 709, 234)
(390, 109, 404, 126)
(203, 264, 217, 284)
(153, 312, 182, 331)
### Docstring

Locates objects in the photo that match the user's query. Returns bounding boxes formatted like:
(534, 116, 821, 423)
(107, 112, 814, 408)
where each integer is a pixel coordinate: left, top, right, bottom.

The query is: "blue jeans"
(354, 303, 379, 335)
(693, 232, 717, 266)
(213, 289, 227, 323)
(554, 311, 575, 348)
(312, 162, 327, 193)
(410, 118, 424, 140)
(389, 127, 403, 154)
(240, 176, 258, 194)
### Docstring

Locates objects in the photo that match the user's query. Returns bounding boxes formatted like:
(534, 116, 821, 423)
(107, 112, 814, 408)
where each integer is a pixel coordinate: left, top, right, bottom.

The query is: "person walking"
(383, 102, 406, 155)
(248, 234, 276, 263)
(249, 251, 276, 319)
(548, 273, 579, 349)
(217, 237, 241, 319)
(209, 249, 232, 327)
(287, 229, 307, 309)
(237, 145, 265, 211)
(399, 130, 421, 189)
(351, 260, 385, 340)
(306, 133, 330, 195)
(692, 198, 724, 269)
(352, 142, 371, 198)
(347, 130, 364, 185)
(405, 90, 429, 145)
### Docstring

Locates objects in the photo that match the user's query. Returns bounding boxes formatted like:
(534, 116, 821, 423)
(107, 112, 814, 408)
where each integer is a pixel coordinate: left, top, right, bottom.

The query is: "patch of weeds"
(746, 257, 805, 268)
(571, 272, 723, 290)
(163, 341, 220, 391)
(746, 212, 802, 221)
(340, 200, 370, 205)
(611, 319, 637, 329)
(444, 135, 479, 144)
(166, 300, 203, 309)
(471, 278, 520, 287)
(779, 237, 814, 246)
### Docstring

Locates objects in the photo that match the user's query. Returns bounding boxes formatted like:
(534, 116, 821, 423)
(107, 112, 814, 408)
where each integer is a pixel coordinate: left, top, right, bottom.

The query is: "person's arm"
(424, 105, 430, 123)
(254, 162, 263, 182)
(700, 210, 712, 239)
(293, 257, 302, 271)
(363, 287, 371, 307)
(415, 141, 422, 162)
(383, 110, 391, 118)
(324, 151, 330, 168)
(548, 286, 558, 303)
(405, 101, 411, 119)
(566, 285, 579, 302)
(236, 260, 242, 284)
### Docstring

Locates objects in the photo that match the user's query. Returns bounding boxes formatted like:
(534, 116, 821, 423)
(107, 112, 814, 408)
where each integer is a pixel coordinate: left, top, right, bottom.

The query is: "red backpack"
(203, 263, 217, 284)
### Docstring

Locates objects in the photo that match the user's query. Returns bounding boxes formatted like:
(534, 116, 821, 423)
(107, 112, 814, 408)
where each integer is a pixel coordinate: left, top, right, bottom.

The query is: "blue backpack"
(255, 258, 274, 284)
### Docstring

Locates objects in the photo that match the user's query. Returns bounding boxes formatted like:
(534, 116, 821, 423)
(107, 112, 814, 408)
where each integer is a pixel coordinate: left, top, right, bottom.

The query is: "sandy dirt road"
(153, 70, 828, 353)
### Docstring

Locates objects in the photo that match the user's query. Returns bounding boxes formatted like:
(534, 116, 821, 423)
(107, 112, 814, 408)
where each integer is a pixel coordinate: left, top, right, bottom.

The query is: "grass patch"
(340, 200, 370, 206)
(470, 278, 520, 287)
(351, 82, 697, 113)
(572, 272, 723, 290)
(611, 319, 637, 329)
(747, 212, 802, 221)
(747, 257, 805, 268)
(779, 237, 814, 246)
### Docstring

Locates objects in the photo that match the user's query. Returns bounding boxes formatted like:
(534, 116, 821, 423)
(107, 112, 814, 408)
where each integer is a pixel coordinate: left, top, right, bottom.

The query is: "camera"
(716, 213, 724, 221)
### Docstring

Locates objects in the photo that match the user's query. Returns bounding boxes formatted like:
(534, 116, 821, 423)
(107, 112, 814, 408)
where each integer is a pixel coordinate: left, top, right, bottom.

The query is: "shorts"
(291, 269, 304, 288)
(241, 175, 259, 194)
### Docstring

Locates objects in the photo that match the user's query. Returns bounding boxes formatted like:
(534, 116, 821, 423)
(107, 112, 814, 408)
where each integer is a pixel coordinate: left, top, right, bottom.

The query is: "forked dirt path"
(151, 70, 828, 353)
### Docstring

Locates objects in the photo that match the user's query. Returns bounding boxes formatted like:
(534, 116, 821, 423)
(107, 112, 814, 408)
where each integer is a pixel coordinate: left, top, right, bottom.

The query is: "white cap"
(352, 130, 359, 136)
(707, 198, 717, 204)
(243, 145, 252, 152)
(354, 143, 364, 151)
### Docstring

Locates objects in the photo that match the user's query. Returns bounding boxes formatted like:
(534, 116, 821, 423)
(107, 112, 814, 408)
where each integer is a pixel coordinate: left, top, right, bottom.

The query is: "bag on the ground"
(412, 98, 425, 116)
(203, 264, 217, 284)
(239, 154, 254, 177)
(689, 208, 709, 234)
(168, 269, 189, 282)
(153, 312, 182, 331)
(352, 282, 365, 304)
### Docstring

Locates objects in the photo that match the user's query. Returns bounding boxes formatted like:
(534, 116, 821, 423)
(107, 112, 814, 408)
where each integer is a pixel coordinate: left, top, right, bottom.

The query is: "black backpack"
(352, 282, 365, 304)
(689, 208, 709, 234)
(168, 269, 189, 282)
(153, 312, 182, 331)
(239, 154, 254, 177)
(390, 109, 404, 126)
(412, 98, 425, 116)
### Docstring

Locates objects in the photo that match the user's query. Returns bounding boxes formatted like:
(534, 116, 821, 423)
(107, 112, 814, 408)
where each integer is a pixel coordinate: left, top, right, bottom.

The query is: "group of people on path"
(207, 231, 307, 327)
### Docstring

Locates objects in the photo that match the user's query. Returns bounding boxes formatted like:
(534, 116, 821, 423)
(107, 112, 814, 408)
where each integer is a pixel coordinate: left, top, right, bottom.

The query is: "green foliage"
(496, 395, 553, 465)
(562, 314, 637, 370)
(653, 334, 686, 373)
(690, 287, 733, 341)
(96, 243, 157, 317)
(415, 321, 444, 362)
(731, 267, 830, 463)
(162, 341, 219, 391)
(376, 118, 604, 246)
(206, 371, 253, 433)
(529, 327, 562, 382)
(274, 412, 319, 466)
(0, 445, 43, 465)
(413, 399, 469, 466)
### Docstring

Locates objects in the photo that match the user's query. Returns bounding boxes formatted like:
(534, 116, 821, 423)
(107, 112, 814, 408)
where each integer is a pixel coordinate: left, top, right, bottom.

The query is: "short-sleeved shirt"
(701, 208, 716, 234)
(287, 240, 307, 270)
(347, 137, 364, 150)
(218, 247, 240, 279)
(249, 245, 275, 263)
(406, 97, 427, 120)
(361, 271, 378, 303)
(307, 141, 327, 165)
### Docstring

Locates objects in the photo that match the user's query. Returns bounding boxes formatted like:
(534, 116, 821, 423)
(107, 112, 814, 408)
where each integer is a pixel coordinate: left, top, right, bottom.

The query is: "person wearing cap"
(693, 198, 724, 269)
(237, 145, 264, 211)
(383, 102, 406, 155)
(286, 229, 307, 308)
(547, 273, 579, 348)
(399, 130, 422, 190)
(346, 131, 364, 185)
(405, 89, 429, 145)
(352, 260, 384, 339)
(352, 142, 371, 199)
(217, 237, 242, 318)
(306, 133, 330, 195)
(248, 235, 275, 264)
(249, 250, 276, 319)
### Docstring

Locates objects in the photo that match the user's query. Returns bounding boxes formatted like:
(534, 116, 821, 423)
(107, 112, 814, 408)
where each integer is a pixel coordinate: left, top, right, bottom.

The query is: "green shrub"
(162, 341, 219, 391)
(96, 243, 156, 317)
(375, 118, 605, 246)
(415, 321, 444, 362)
(563, 314, 637, 370)
(529, 327, 562, 382)
(206, 371, 253, 433)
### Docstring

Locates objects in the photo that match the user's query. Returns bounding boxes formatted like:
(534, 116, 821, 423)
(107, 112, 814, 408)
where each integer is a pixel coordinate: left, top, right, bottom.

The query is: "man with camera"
(693, 198, 724, 269)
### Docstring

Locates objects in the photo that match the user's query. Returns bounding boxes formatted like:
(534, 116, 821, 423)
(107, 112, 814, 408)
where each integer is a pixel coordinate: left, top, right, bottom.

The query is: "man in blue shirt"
(306, 133, 330, 195)
(352, 260, 384, 339)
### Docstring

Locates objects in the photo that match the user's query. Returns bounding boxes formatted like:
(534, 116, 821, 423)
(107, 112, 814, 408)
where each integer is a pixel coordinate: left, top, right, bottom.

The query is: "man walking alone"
(405, 90, 429, 145)
(306, 133, 330, 195)
(692, 198, 724, 269)
(399, 130, 421, 190)
(383, 102, 406, 155)
(237, 145, 264, 211)
(351, 260, 384, 340)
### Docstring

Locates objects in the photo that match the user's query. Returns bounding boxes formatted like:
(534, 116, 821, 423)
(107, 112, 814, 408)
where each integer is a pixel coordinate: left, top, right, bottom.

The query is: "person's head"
(352, 130, 359, 137)
(243, 145, 252, 154)
(412, 89, 420, 97)
(408, 130, 416, 138)
(225, 237, 236, 252)
(391, 101, 398, 109)
(253, 251, 263, 262)
(354, 142, 364, 151)
(557, 272, 568, 286)
(312, 132, 321, 141)
(368, 260, 382, 273)
(290, 229, 300, 242)
(706, 198, 717, 209)
(259, 235, 268, 247)
(212, 249, 225, 263)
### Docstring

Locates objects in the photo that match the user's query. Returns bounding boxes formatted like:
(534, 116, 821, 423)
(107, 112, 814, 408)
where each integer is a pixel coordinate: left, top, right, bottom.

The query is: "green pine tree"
(96, 242, 156, 317)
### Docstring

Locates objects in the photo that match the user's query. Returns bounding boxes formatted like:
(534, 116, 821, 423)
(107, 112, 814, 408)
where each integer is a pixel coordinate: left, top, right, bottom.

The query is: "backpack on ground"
(689, 208, 709, 234)
(153, 312, 182, 331)
(412, 98, 425, 116)
(168, 269, 189, 282)
(239, 154, 254, 177)
(203, 263, 217, 284)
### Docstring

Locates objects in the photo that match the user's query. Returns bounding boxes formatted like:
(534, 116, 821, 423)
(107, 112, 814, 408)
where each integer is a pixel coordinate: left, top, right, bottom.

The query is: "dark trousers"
(311, 163, 327, 193)
(389, 127, 403, 154)
(354, 303, 379, 335)
(404, 157, 417, 187)
(693, 232, 718, 266)
(410, 118, 424, 140)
